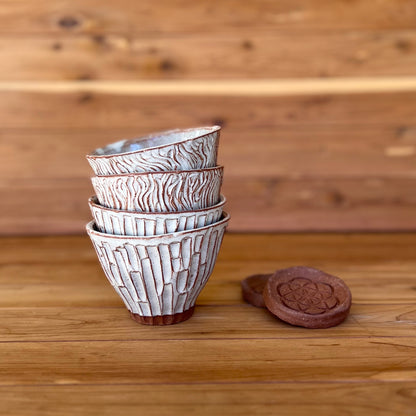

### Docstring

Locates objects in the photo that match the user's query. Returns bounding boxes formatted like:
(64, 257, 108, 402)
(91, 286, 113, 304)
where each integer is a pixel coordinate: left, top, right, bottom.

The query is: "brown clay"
(263, 266, 352, 329)
(130, 307, 195, 326)
(241, 273, 272, 308)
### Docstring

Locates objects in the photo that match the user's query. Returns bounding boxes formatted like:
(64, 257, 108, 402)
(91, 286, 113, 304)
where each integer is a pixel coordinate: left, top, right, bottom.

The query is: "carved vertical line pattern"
(118, 286, 140, 314)
(102, 242, 122, 286)
(207, 229, 221, 283)
(90, 202, 224, 236)
(122, 214, 131, 235)
(187, 230, 213, 309)
(115, 248, 141, 303)
(88, 216, 228, 317)
(187, 253, 201, 292)
(146, 246, 164, 295)
(161, 284, 174, 316)
(140, 257, 159, 316)
(135, 218, 145, 236)
(112, 285, 133, 310)
(158, 244, 172, 284)
(125, 243, 140, 271)
(145, 244, 164, 314)
(130, 271, 150, 315)
(177, 269, 191, 308)
(176, 292, 187, 313)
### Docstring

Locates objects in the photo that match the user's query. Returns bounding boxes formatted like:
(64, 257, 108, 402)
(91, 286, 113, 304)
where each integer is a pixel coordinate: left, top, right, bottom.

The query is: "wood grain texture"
(1, 31, 416, 80)
(3, 126, 416, 179)
(3, 79, 416, 95)
(1, 233, 416, 414)
(3, 382, 416, 416)
(1, 234, 416, 307)
(1, 303, 416, 342)
(0, 0, 415, 34)
(2, 261, 415, 306)
(3, 232, 416, 264)
(0, 1, 414, 235)
(3, 176, 416, 234)
(1, 383, 415, 416)
(0, 90, 415, 129)
(1, 90, 416, 233)
(0, 1, 414, 82)
(2, 337, 416, 385)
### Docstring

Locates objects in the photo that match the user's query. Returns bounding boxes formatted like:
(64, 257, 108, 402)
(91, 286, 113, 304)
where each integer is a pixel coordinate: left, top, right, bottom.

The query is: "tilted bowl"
(87, 126, 221, 175)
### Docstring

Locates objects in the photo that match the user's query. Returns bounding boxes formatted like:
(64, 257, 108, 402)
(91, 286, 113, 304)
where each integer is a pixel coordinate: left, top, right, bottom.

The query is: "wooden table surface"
(1, 233, 416, 415)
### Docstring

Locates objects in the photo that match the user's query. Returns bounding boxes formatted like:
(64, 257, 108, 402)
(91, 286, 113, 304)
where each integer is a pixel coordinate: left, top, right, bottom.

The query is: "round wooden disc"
(263, 266, 352, 329)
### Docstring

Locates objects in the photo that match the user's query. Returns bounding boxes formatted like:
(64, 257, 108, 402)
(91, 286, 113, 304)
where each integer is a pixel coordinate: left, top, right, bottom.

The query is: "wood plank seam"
(0, 380, 413, 386)
(0, 336, 415, 345)
(1, 79, 416, 95)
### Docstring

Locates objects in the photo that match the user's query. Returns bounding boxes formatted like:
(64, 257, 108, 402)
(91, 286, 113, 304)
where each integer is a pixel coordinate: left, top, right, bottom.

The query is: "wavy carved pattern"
(89, 196, 225, 236)
(87, 214, 229, 317)
(87, 129, 219, 175)
(92, 167, 223, 212)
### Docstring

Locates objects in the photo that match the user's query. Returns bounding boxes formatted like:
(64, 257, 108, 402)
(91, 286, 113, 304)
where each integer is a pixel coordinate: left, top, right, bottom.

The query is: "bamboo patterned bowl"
(86, 212, 230, 325)
(86, 126, 221, 176)
(91, 166, 223, 212)
(88, 195, 226, 236)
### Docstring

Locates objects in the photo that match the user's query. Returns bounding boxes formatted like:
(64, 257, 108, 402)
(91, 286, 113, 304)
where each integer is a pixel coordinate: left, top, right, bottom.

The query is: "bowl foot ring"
(130, 306, 195, 325)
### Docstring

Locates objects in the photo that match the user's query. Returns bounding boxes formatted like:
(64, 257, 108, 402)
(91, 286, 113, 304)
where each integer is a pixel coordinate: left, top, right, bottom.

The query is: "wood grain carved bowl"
(86, 126, 221, 176)
(91, 166, 223, 212)
(86, 212, 230, 325)
(88, 195, 226, 236)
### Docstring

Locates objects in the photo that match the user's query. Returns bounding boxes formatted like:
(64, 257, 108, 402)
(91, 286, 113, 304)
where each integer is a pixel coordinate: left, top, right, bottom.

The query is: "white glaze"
(87, 126, 220, 175)
(91, 166, 223, 212)
(89, 195, 226, 236)
(86, 213, 230, 317)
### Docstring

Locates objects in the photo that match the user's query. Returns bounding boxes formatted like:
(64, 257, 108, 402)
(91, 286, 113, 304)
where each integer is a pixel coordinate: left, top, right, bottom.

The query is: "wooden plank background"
(0, 0, 416, 234)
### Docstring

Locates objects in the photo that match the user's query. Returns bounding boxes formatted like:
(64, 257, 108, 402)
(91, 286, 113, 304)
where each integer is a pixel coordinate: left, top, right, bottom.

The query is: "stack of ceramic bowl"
(86, 126, 230, 325)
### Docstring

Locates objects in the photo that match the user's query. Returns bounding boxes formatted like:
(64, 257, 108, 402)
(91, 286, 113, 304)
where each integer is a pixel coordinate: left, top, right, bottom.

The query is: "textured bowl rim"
(86, 211, 230, 241)
(86, 126, 221, 160)
(88, 194, 226, 214)
(91, 165, 224, 179)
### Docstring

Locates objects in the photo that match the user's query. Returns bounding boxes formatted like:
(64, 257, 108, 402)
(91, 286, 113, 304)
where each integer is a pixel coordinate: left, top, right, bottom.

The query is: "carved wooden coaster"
(263, 266, 352, 329)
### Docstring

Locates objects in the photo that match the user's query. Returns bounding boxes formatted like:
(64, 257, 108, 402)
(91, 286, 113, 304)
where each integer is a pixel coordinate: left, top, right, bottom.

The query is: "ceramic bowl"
(86, 126, 221, 176)
(89, 195, 226, 236)
(86, 212, 230, 325)
(91, 166, 223, 212)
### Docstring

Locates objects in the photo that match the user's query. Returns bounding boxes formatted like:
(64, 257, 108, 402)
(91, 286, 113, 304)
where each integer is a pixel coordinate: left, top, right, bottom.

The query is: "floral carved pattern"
(277, 277, 339, 315)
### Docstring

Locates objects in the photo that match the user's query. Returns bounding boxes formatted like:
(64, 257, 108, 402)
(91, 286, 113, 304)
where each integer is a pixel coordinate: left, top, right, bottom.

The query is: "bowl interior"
(90, 126, 220, 157)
